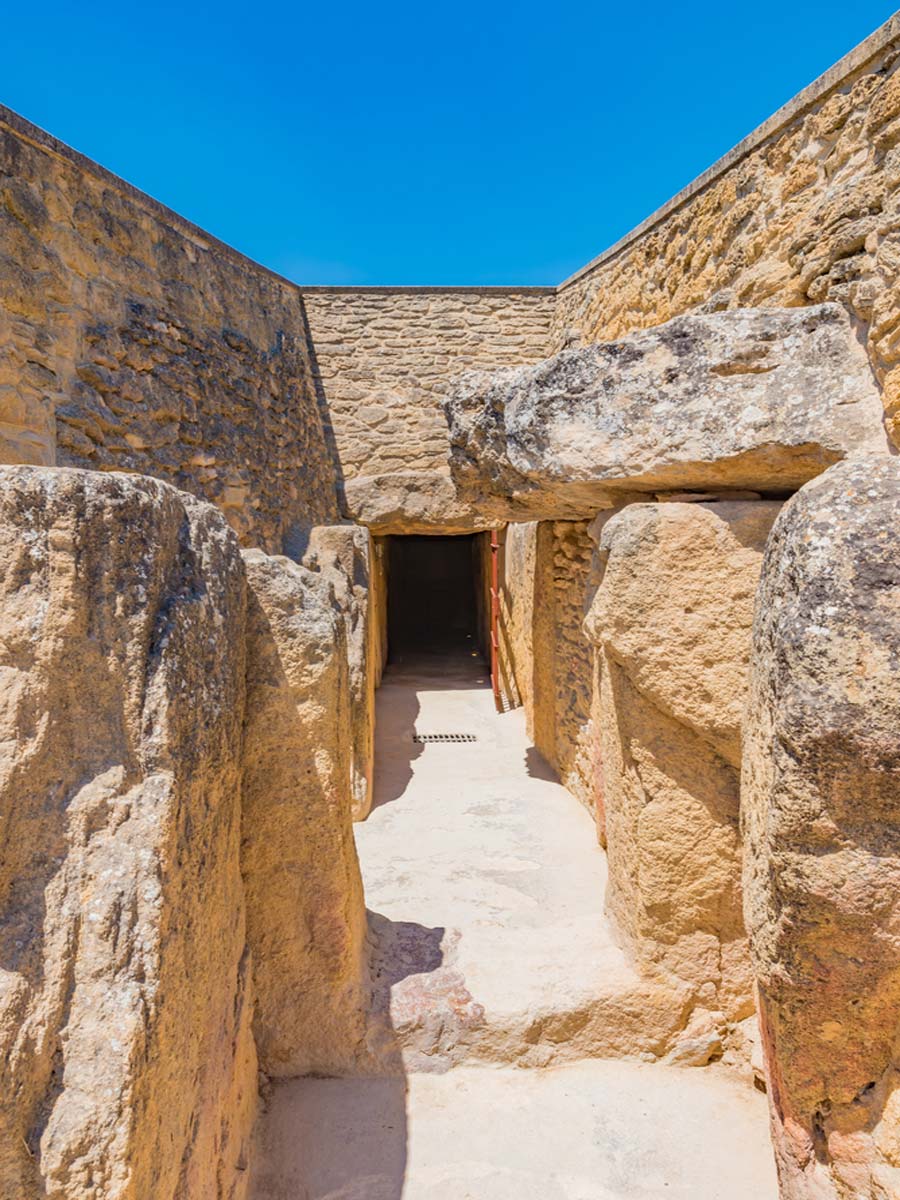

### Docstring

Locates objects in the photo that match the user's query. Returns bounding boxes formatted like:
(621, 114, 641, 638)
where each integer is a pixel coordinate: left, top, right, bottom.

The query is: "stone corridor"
(4, 17, 900, 1194)
(250, 653, 777, 1199)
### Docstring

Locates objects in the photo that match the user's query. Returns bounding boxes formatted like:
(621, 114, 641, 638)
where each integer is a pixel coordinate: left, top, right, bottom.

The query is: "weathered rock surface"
(341, 470, 497, 535)
(551, 24, 900, 455)
(446, 304, 887, 520)
(241, 549, 370, 1078)
(585, 501, 781, 1024)
(299, 525, 377, 820)
(742, 458, 900, 1199)
(0, 467, 256, 1200)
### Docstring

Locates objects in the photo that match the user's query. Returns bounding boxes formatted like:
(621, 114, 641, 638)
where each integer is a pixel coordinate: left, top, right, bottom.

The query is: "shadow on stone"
(368, 911, 445, 990)
(251, 1075, 408, 1200)
(370, 679, 423, 812)
(525, 745, 558, 782)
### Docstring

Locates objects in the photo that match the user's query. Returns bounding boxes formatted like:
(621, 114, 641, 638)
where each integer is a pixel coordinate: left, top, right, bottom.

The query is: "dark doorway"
(388, 535, 479, 657)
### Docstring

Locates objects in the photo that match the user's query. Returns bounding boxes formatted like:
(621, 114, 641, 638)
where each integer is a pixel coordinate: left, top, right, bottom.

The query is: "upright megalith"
(299, 525, 379, 821)
(241, 549, 371, 1078)
(743, 458, 900, 1199)
(585, 500, 781, 1033)
(0, 467, 256, 1200)
(445, 303, 886, 522)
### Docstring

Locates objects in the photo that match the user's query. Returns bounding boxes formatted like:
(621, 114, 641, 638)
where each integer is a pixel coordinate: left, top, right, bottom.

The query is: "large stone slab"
(742, 458, 900, 1200)
(299, 526, 378, 820)
(341, 470, 495, 536)
(0, 467, 256, 1200)
(446, 304, 887, 521)
(241, 549, 371, 1077)
(585, 501, 781, 1033)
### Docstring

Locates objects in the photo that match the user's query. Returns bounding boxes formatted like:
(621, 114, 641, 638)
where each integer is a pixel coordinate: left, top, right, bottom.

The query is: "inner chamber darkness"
(388, 534, 481, 656)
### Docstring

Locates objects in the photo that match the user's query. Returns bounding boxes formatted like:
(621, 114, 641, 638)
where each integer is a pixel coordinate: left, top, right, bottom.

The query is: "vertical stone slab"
(518, 520, 598, 810)
(498, 521, 538, 717)
(743, 459, 900, 1199)
(530, 521, 559, 764)
(300, 525, 378, 821)
(585, 501, 780, 1025)
(0, 467, 256, 1200)
(241, 549, 370, 1077)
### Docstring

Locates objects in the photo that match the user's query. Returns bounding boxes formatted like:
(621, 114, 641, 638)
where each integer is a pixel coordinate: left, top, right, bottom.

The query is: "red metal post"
(489, 528, 503, 712)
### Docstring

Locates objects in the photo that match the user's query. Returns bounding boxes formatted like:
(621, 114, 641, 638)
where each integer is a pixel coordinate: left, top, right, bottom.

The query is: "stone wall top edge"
(0, 104, 317, 298)
(298, 285, 556, 296)
(558, 11, 900, 292)
(0, 104, 555, 300)
(6, 9, 898, 302)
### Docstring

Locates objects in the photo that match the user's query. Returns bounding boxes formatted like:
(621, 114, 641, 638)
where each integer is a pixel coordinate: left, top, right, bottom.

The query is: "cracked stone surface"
(445, 303, 888, 522)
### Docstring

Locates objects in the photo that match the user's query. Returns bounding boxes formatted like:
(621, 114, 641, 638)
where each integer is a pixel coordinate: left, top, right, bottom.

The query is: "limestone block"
(742, 458, 900, 1199)
(300, 525, 377, 821)
(341, 470, 497, 535)
(549, 31, 900, 455)
(0, 466, 256, 1200)
(446, 304, 887, 521)
(241, 549, 370, 1077)
(585, 501, 780, 1019)
(0, 118, 341, 553)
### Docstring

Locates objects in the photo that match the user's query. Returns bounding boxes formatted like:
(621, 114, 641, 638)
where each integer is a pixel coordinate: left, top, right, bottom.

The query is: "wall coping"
(299, 285, 555, 295)
(0, 105, 552, 298)
(558, 12, 900, 291)
(2, 10, 899, 298)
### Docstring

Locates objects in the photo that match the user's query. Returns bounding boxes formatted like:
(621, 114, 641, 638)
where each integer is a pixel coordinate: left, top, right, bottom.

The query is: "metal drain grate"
(412, 732, 478, 744)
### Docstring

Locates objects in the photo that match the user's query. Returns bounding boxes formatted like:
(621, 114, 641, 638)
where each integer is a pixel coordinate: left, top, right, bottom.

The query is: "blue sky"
(3, 2, 896, 285)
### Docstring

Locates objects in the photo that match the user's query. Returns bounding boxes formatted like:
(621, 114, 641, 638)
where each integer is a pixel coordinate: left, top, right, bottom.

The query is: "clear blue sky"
(3, 2, 896, 286)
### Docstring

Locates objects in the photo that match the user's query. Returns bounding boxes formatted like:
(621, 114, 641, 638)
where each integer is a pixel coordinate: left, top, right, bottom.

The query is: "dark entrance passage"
(388, 535, 480, 657)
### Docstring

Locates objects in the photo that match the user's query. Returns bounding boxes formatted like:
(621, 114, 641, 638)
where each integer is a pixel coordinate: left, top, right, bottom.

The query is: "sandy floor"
(250, 651, 777, 1199)
(253, 1061, 776, 1200)
(357, 651, 692, 1069)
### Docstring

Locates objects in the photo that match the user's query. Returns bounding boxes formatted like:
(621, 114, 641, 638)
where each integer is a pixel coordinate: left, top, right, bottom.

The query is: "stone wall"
(553, 16, 900, 447)
(302, 288, 555, 531)
(498, 520, 597, 812)
(499, 522, 537, 715)
(531, 521, 596, 809)
(0, 106, 340, 552)
(0, 468, 257, 1200)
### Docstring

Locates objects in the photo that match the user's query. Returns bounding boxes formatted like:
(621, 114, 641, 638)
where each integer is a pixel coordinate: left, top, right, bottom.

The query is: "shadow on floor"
(370, 650, 491, 814)
(371, 677, 422, 813)
(525, 745, 559, 782)
(251, 912, 449, 1199)
(251, 1075, 408, 1200)
(368, 911, 445, 989)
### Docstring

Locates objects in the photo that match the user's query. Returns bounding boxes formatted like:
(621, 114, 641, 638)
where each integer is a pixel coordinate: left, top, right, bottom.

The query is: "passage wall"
(553, 15, 900, 445)
(302, 288, 555, 531)
(0, 107, 340, 552)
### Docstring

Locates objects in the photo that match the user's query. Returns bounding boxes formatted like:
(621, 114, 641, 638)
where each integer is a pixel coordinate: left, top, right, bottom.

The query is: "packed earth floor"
(251, 651, 777, 1199)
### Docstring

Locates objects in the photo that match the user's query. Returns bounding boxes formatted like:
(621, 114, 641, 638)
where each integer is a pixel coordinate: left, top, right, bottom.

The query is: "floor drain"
(412, 733, 478, 743)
